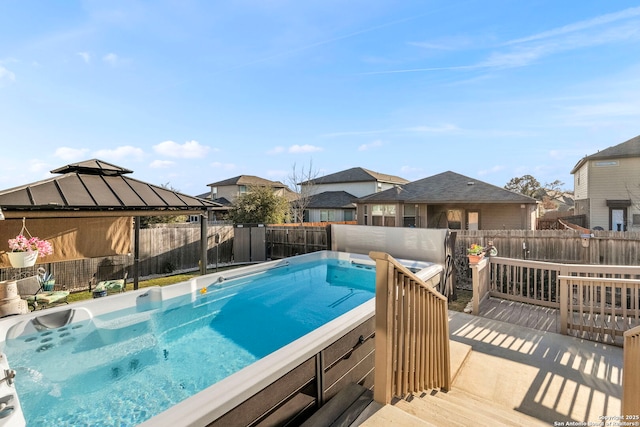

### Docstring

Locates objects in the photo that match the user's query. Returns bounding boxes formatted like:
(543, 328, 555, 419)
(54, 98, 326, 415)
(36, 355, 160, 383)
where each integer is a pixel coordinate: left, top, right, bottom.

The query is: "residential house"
(571, 135, 640, 231)
(299, 167, 409, 223)
(302, 191, 357, 222)
(204, 175, 294, 206)
(302, 167, 409, 198)
(354, 171, 538, 230)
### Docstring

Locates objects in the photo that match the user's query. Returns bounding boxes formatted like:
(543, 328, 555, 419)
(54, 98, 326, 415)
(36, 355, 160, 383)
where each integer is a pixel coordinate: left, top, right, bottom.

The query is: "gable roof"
(0, 159, 221, 218)
(356, 171, 537, 204)
(306, 191, 357, 209)
(303, 167, 408, 186)
(571, 135, 640, 173)
(207, 175, 288, 188)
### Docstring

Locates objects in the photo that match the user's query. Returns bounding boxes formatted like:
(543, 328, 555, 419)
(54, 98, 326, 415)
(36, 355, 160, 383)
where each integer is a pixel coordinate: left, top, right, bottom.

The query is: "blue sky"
(1, 1, 640, 196)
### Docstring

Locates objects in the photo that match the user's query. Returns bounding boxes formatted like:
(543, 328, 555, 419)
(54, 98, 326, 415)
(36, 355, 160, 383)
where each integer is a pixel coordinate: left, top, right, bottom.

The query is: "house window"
(344, 210, 354, 221)
(189, 215, 200, 223)
(238, 185, 247, 194)
(211, 186, 218, 199)
(403, 205, 417, 227)
(633, 214, 640, 226)
(320, 210, 335, 222)
(372, 204, 396, 227)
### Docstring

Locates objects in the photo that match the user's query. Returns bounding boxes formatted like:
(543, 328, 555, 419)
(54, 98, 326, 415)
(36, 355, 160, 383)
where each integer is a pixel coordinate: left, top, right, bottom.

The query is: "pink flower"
(8, 234, 53, 257)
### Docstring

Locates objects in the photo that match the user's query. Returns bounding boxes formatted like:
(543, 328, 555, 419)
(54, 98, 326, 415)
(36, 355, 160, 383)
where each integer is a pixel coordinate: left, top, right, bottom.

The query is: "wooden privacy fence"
(370, 251, 450, 404)
(456, 229, 640, 265)
(623, 325, 640, 416)
(267, 226, 329, 259)
(0, 224, 234, 292)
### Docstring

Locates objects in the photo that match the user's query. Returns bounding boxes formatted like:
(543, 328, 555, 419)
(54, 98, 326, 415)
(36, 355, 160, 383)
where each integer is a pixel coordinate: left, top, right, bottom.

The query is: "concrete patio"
(354, 307, 623, 426)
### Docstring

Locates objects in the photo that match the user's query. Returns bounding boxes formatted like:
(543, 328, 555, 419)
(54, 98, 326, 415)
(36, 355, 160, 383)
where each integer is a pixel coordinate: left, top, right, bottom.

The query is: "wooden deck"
(478, 297, 560, 333)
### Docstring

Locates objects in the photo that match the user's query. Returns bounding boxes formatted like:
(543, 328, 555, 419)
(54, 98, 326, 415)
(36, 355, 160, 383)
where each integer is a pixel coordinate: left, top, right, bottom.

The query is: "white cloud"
(358, 140, 384, 151)
(54, 147, 90, 161)
(506, 6, 640, 45)
(77, 52, 91, 63)
(153, 140, 211, 158)
(288, 144, 322, 153)
(0, 66, 16, 82)
(211, 161, 236, 170)
(94, 145, 145, 160)
(103, 53, 119, 66)
(404, 124, 459, 133)
(28, 159, 50, 174)
(477, 165, 505, 176)
(268, 146, 285, 154)
(149, 160, 175, 168)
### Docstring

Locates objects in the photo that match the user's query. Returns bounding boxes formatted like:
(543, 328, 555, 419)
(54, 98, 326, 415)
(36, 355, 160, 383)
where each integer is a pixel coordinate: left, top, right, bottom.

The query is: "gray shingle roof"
(207, 175, 287, 188)
(303, 167, 408, 185)
(571, 135, 640, 173)
(356, 171, 537, 204)
(306, 191, 357, 209)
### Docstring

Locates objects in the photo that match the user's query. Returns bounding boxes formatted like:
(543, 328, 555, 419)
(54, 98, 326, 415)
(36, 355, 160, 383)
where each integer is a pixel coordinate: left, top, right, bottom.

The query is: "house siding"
(358, 202, 535, 230)
(307, 208, 353, 222)
(587, 157, 640, 230)
(308, 182, 378, 198)
(574, 164, 588, 199)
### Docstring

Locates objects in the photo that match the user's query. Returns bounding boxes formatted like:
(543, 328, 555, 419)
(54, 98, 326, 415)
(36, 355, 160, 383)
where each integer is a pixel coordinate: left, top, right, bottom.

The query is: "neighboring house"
(301, 167, 409, 198)
(202, 175, 295, 206)
(354, 171, 538, 230)
(297, 167, 408, 223)
(571, 135, 640, 231)
(302, 191, 357, 222)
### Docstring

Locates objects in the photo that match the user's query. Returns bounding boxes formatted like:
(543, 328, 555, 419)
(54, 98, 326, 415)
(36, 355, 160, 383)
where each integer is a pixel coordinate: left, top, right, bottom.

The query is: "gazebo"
(0, 159, 223, 289)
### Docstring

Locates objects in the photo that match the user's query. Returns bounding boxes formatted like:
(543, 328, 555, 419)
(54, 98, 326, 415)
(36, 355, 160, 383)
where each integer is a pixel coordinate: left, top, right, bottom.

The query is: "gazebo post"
(134, 216, 140, 290)
(200, 213, 208, 275)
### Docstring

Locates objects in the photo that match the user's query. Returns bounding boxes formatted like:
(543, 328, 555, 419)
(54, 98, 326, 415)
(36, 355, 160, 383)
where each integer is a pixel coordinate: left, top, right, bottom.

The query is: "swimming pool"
(0, 251, 441, 426)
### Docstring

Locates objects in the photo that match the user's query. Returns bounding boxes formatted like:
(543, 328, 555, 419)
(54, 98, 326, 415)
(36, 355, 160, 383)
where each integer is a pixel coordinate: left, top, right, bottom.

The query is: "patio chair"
(16, 275, 69, 311)
(90, 264, 128, 298)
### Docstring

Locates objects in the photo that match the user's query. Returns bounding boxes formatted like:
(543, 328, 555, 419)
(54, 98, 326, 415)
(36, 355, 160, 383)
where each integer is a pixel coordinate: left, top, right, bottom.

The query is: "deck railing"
(623, 325, 640, 415)
(370, 251, 451, 404)
(471, 256, 640, 345)
(559, 276, 640, 345)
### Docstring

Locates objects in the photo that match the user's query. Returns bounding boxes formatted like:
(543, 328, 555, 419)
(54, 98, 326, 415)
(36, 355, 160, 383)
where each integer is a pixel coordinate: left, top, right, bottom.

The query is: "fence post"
(471, 257, 489, 315)
(559, 277, 568, 335)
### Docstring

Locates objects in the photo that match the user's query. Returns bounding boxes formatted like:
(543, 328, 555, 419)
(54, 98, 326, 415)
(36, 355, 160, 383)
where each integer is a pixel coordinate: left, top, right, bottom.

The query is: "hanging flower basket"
(6, 218, 53, 268)
(7, 251, 39, 268)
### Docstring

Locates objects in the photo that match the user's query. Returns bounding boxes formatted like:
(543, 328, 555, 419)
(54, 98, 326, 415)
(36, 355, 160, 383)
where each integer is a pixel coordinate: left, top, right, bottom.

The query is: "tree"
(504, 175, 542, 198)
(228, 185, 290, 224)
(287, 160, 320, 224)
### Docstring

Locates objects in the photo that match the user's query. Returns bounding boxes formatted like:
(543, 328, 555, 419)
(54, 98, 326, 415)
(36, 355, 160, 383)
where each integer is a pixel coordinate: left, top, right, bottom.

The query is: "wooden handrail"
(370, 251, 450, 404)
(623, 325, 640, 415)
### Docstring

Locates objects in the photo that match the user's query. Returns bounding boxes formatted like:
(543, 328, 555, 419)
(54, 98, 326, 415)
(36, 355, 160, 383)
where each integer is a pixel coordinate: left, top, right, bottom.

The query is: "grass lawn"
(448, 289, 472, 312)
(67, 266, 240, 304)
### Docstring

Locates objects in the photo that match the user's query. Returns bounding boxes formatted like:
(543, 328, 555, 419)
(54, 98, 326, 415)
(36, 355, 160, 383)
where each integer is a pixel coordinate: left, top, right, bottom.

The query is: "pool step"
(393, 388, 548, 426)
(300, 383, 436, 427)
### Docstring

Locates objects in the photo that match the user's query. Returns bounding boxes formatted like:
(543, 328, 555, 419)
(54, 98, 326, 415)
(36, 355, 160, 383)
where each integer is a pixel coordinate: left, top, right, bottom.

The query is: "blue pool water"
(4, 259, 376, 426)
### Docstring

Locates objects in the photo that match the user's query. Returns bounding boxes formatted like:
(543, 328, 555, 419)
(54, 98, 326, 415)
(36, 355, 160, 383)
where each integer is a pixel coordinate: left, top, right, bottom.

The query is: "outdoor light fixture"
(0, 207, 4, 221)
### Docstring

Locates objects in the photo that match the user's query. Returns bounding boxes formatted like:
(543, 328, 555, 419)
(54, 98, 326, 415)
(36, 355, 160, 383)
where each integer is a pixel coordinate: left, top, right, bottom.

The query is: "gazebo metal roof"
(0, 159, 221, 218)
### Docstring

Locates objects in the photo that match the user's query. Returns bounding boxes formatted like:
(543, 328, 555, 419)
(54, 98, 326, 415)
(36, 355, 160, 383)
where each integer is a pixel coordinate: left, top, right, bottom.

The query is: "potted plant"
(7, 234, 53, 268)
(467, 243, 485, 264)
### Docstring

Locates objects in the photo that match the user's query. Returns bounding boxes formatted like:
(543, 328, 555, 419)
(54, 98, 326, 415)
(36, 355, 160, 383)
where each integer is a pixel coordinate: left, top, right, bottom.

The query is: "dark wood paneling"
(208, 357, 316, 427)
